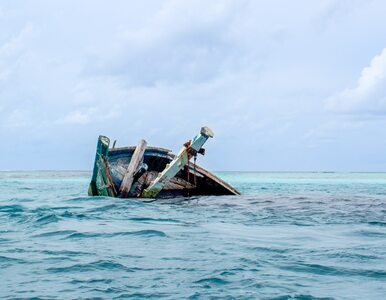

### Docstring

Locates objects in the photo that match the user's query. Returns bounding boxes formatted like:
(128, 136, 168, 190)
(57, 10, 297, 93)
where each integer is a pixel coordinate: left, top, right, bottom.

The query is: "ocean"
(1, 171, 385, 299)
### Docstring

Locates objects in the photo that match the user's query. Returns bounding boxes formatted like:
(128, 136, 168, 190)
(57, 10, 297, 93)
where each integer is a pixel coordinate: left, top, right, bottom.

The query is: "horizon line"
(1, 169, 386, 173)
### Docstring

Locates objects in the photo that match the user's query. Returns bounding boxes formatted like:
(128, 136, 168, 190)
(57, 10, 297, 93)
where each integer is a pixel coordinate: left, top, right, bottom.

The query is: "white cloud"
(326, 47, 386, 114)
(61, 110, 92, 124)
(60, 106, 119, 125)
(2, 109, 29, 128)
(0, 24, 35, 55)
(0, 23, 37, 86)
(86, 0, 241, 87)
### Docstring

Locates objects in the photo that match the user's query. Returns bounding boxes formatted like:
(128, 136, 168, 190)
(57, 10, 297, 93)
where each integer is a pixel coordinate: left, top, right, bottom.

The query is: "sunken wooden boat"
(88, 127, 240, 199)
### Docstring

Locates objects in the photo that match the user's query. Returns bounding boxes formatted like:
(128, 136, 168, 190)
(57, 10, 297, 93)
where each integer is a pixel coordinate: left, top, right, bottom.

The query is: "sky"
(1, 0, 386, 171)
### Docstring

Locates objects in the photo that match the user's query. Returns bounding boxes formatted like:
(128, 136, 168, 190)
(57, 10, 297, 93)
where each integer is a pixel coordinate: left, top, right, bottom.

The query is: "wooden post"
(142, 127, 213, 198)
(119, 139, 147, 198)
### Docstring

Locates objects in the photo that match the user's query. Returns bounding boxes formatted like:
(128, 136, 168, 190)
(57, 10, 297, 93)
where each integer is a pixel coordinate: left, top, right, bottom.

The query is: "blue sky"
(1, 0, 386, 171)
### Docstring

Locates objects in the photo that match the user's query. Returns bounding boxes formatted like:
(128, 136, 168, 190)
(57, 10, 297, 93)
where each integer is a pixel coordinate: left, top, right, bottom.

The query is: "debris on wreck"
(88, 127, 240, 199)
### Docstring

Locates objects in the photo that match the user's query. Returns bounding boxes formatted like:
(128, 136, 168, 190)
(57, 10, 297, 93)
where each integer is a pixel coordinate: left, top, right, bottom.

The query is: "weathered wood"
(142, 127, 213, 198)
(119, 139, 147, 198)
(88, 135, 110, 196)
(164, 177, 195, 190)
(109, 145, 171, 154)
(97, 156, 117, 197)
(193, 164, 240, 195)
(126, 163, 148, 197)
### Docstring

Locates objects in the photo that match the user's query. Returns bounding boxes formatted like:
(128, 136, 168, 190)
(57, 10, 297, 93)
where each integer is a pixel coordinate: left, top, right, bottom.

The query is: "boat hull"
(88, 136, 239, 199)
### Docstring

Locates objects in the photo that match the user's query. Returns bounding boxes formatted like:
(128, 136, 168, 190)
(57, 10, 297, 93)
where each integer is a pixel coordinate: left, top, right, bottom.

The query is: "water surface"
(1, 171, 386, 299)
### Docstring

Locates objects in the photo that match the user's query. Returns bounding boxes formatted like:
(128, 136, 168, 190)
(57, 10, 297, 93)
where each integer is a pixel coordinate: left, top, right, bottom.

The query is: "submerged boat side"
(109, 147, 239, 197)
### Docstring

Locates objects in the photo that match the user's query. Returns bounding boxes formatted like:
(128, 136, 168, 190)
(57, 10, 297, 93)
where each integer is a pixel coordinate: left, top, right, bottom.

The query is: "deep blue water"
(1, 171, 386, 299)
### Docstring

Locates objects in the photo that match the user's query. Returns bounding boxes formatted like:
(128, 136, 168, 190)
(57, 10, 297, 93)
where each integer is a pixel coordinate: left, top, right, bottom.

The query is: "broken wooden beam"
(119, 139, 147, 198)
(142, 127, 213, 198)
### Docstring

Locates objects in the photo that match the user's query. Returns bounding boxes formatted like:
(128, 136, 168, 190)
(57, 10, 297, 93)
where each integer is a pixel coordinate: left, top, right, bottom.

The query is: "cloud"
(85, 0, 242, 87)
(2, 109, 30, 128)
(326, 47, 386, 114)
(60, 106, 119, 125)
(0, 24, 37, 85)
(2, 0, 386, 170)
(61, 110, 92, 124)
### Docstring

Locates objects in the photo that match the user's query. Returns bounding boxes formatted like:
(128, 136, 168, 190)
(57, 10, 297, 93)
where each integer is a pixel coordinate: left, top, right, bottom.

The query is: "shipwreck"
(88, 127, 240, 199)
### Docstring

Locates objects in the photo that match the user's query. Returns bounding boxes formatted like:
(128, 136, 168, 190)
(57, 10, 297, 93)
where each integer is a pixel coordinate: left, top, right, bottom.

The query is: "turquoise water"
(1, 171, 386, 299)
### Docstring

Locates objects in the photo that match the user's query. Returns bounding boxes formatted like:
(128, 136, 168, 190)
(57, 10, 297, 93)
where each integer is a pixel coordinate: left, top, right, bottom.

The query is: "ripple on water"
(270, 295, 334, 300)
(63, 229, 167, 239)
(47, 260, 134, 273)
(193, 277, 230, 286)
(0, 204, 25, 213)
(282, 263, 386, 279)
(128, 217, 181, 223)
(33, 230, 77, 238)
(35, 213, 61, 225)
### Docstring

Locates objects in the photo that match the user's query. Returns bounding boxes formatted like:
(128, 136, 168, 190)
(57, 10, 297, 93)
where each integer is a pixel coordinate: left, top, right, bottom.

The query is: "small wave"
(368, 221, 386, 227)
(60, 211, 88, 219)
(85, 199, 145, 212)
(10, 197, 34, 202)
(248, 246, 288, 254)
(87, 203, 119, 212)
(64, 229, 167, 239)
(220, 268, 246, 276)
(0, 204, 24, 213)
(326, 251, 378, 261)
(0, 238, 12, 244)
(284, 263, 386, 278)
(87, 287, 124, 295)
(41, 250, 91, 256)
(0, 255, 28, 267)
(194, 277, 229, 285)
(129, 217, 180, 223)
(128, 230, 167, 237)
(33, 230, 77, 238)
(0, 255, 25, 263)
(69, 278, 113, 284)
(114, 293, 167, 299)
(269, 295, 334, 300)
(285, 263, 343, 276)
(35, 214, 60, 225)
(64, 232, 100, 239)
(47, 260, 133, 273)
(354, 230, 386, 238)
(65, 196, 100, 202)
(293, 197, 309, 200)
(50, 206, 83, 210)
(33, 210, 93, 225)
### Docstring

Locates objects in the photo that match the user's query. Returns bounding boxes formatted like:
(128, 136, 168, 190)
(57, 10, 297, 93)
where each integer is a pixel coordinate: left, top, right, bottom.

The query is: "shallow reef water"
(1, 171, 386, 299)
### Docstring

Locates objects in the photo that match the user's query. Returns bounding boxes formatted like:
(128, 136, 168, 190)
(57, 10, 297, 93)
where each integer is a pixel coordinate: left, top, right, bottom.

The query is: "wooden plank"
(95, 159, 115, 197)
(142, 127, 213, 198)
(88, 135, 110, 196)
(194, 164, 240, 195)
(100, 156, 117, 197)
(125, 168, 149, 197)
(119, 139, 147, 198)
(109, 145, 171, 154)
(164, 177, 195, 190)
